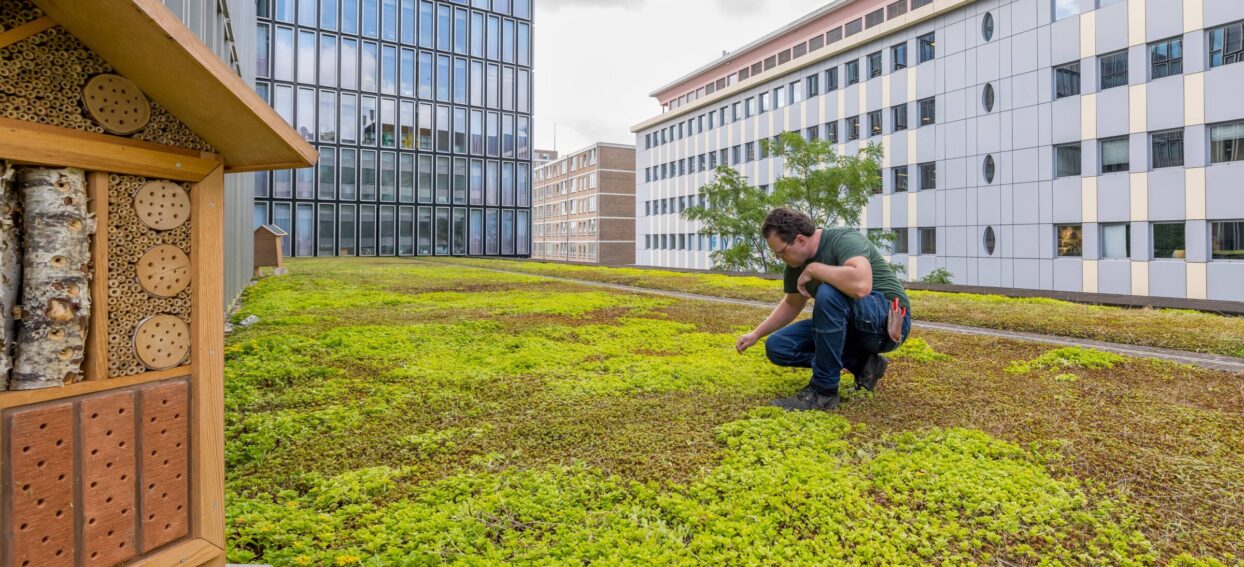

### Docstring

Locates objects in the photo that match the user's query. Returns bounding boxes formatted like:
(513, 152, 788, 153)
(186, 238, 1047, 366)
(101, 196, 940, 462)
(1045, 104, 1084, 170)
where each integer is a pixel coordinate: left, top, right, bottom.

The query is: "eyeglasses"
(772, 239, 794, 257)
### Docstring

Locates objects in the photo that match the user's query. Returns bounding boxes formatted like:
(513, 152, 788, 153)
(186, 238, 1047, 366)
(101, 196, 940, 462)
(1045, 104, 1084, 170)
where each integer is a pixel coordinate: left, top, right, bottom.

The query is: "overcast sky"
(532, 0, 829, 155)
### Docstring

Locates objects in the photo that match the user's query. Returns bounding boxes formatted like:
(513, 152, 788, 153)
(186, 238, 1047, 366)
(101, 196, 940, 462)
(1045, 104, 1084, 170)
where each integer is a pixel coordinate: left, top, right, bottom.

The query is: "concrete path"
(438, 262, 1244, 373)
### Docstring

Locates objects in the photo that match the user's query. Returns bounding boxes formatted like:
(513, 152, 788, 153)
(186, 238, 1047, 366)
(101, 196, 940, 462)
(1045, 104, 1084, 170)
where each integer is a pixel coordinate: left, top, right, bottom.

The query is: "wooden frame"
(0, 125, 226, 567)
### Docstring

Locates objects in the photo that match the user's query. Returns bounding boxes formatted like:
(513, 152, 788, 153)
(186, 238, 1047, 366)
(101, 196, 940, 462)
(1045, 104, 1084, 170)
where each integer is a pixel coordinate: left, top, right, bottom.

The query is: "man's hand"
(736, 332, 760, 354)
(796, 266, 817, 298)
(887, 297, 907, 342)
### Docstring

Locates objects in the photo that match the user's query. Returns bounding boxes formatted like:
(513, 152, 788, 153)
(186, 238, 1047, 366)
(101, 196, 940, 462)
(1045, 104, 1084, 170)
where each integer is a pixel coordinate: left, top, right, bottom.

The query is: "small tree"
(684, 165, 784, 273)
(684, 132, 884, 273)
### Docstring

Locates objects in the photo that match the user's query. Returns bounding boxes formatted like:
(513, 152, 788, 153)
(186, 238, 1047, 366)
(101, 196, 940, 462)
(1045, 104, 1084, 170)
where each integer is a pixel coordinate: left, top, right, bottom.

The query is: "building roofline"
(647, 0, 854, 98)
(536, 141, 635, 168)
(631, 0, 966, 133)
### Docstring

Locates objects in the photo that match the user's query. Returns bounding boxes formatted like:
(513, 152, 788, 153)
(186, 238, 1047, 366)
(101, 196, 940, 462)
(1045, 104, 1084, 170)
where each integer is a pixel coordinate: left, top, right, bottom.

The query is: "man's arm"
(736, 293, 808, 353)
(798, 256, 873, 299)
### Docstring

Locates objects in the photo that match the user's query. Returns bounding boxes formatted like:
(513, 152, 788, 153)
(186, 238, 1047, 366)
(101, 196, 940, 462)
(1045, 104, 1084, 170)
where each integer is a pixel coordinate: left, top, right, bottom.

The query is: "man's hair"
(762, 208, 816, 244)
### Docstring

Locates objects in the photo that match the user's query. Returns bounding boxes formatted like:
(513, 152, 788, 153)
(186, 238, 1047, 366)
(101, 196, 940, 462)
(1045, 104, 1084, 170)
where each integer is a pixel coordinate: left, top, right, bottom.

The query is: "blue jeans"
(765, 285, 912, 392)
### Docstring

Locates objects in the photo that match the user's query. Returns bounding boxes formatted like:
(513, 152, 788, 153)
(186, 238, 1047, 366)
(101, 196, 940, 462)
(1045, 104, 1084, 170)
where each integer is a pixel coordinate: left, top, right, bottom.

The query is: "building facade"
(253, 0, 534, 258)
(533, 148, 558, 166)
(533, 143, 637, 264)
(633, 0, 1244, 302)
(163, 0, 258, 307)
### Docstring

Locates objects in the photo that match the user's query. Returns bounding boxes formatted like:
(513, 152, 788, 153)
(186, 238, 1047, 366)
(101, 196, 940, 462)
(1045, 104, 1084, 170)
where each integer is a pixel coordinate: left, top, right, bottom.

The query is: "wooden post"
(84, 170, 109, 380)
(189, 164, 225, 552)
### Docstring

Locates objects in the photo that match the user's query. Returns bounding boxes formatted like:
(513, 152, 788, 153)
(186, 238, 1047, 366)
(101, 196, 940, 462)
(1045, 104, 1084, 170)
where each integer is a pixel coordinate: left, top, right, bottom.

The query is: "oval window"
(982, 12, 994, 41)
(983, 154, 996, 184)
(983, 83, 995, 112)
(984, 226, 996, 256)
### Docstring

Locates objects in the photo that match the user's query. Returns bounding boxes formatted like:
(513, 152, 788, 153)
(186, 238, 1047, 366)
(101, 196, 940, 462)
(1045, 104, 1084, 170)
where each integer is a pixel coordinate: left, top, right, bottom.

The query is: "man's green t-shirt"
(782, 227, 911, 311)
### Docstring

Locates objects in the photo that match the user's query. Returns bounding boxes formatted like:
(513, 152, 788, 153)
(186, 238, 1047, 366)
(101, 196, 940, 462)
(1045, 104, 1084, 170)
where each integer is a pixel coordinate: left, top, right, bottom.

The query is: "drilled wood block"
(133, 314, 190, 370)
(133, 181, 189, 231)
(135, 244, 191, 298)
(81, 74, 151, 135)
(80, 391, 138, 566)
(138, 380, 190, 553)
(7, 402, 76, 567)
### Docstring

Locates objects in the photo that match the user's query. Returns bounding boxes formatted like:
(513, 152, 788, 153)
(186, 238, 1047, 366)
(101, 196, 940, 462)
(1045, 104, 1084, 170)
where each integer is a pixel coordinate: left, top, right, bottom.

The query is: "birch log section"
(0, 163, 20, 390)
(12, 167, 94, 390)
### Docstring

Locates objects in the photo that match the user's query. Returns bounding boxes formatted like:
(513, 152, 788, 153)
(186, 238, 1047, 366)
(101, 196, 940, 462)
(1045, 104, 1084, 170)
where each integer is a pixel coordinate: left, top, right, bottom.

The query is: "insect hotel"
(0, 1, 315, 565)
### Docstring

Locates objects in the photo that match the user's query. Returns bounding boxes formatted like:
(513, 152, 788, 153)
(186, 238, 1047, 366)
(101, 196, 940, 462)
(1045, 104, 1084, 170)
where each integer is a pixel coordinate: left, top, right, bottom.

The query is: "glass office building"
(253, 0, 534, 257)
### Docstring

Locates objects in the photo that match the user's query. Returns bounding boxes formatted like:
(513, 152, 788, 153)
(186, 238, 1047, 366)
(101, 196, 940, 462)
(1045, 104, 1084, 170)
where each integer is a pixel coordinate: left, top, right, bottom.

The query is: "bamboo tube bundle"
(0, 163, 20, 391)
(11, 167, 94, 390)
(105, 175, 192, 377)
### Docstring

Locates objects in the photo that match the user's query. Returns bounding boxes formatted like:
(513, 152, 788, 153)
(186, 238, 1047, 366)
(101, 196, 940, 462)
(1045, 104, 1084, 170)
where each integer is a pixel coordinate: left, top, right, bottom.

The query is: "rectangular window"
(417, 155, 432, 202)
(435, 207, 450, 254)
(377, 206, 394, 256)
(1151, 129, 1185, 169)
(1057, 224, 1083, 257)
(919, 162, 936, 190)
(892, 103, 908, 131)
(892, 228, 909, 254)
(1211, 220, 1244, 260)
(453, 107, 468, 153)
(826, 122, 838, 144)
(297, 30, 316, 84)
(435, 156, 451, 204)
(1210, 120, 1244, 163)
(918, 97, 935, 126)
(317, 204, 336, 256)
(1055, 62, 1081, 98)
(846, 60, 859, 85)
(868, 110, 883, 137)
(435, 105, 450, 151)
(469, 209, 482, 255)
(826, 67, 839, 91)
(847, 116, 860, 141)
(1209, 21, 1244, 68)
(358, 206, 375, 254)
(454, 158, 468, 205)
(360, 150, 377, 199)
(296, 87, 315, 142)
(416, 102, 433, 150)
(399, 153, 415, 202)
(398, 206, 414, 255)
(273, 26, 294, 81)
(1150, 37, 1183, 79)
(318, 90, 337, 142)
(272, 202, 292, 256)
(807, 74, 819, 97)
(339, 148, 357, 199)
(1152, 222, 1186, 260)
(1055, 143, 1082, 177)
(417, 206, 432, 254)
(380, 98, 396, 147)
(919, 227, 936, 255)
(295, 203, 314, 256)
(296, 166, 315, 199)
(400, 0, 414, 43)
(1054, 0, 1081, 21)
(452, 207, 468, 255)
(868, 51, 882, 78)
(360, 95, 377, 144)
(399, 100, 414, 149)
(318, 147, 336, 199)
(379, 151, 396, 201)
(436, 54, 450, 101)
(417, 51, 433, 98)
(1101, 223, 1131, 259)
(1099, 51, 1128, 90)
(361, 41, 379, 91)
(1100, 137, 1130, 173)
(893, 166, 909, 192)
(892, 42, 907, 70)
(485, 208, 499, 255)
(917, 32, 935, 63)
(338, 204, 356, 256)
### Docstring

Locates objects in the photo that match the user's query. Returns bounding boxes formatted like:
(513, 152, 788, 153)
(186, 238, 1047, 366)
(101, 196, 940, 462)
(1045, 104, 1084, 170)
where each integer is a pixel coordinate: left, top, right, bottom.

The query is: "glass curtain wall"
(255, 0, 533, 257)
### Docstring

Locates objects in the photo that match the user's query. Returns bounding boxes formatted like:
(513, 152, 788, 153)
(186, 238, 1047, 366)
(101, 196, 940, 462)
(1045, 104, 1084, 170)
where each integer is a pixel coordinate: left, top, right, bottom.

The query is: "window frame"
(1056, 224, 1083, 258)
(1054, 142, 1083, 178)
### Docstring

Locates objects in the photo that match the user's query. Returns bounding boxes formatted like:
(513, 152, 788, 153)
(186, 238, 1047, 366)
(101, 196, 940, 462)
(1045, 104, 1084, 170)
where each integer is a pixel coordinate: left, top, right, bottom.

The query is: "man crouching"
(736, 208, 912, 411)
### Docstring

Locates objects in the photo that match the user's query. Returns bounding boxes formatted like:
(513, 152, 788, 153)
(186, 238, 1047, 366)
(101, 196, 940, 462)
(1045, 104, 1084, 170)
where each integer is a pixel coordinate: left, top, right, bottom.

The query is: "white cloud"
(533, 0, 828, 154)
